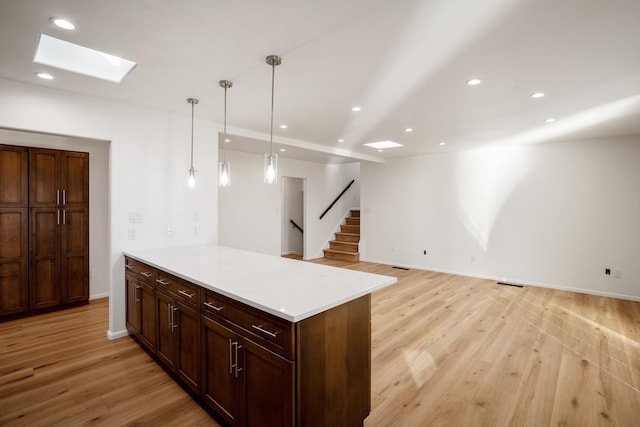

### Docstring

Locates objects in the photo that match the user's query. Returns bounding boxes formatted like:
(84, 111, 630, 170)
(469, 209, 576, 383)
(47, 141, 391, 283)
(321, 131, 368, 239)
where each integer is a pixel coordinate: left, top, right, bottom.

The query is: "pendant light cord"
(190, 99, 195, 169)
(269, 60, 275, 156)
(223, 86, 227, 163)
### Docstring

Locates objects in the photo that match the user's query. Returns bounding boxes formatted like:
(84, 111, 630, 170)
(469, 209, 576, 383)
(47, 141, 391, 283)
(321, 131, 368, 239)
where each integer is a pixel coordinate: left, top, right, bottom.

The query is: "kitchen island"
(124, 245, 396, 427)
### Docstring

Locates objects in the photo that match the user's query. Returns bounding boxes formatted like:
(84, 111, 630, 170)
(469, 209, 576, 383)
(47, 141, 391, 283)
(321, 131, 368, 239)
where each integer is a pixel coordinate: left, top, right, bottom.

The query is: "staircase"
(323, 209, 360, 262)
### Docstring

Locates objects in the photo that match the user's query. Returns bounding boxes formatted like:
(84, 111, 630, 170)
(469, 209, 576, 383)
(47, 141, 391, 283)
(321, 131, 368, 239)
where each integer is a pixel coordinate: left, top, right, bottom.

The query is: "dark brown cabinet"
(29, 148, 89, 308)
(125, 264, 156, 352)
(155, 272, 202, 394)
(0, 207, 29, 314)
(124, 257, 371, 427)
(201, 318, 295, 427)
(0, 144, 89, 318)
(29, 149, 88, 208)
(202, 293, 294, 427)
(0, 145, 29, 315)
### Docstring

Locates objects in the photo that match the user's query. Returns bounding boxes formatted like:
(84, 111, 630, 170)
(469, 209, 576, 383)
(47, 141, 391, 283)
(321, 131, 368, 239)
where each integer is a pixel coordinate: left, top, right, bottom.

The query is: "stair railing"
(290, 219, 303, 233)
(319, 179, 355, 220)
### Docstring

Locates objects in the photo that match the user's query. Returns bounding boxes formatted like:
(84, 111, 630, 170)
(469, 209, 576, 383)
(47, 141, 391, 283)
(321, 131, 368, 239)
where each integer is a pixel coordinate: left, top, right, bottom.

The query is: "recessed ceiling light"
(364, 140, 404, 149)
(531, 92, 545, 98)
(279, 124, 288, 129)
(280, 148, 286, 152)
(35, 72, 54, 80)
(438, 141, 446, 146)
(337, 139, 344, 143)
(34, 34, 136, 83)
(544, 118, 556, 123)
(467, 78, 482, 86)
(50, 18, 76, 30)
(351, 106, 361, 112)
(404, 127, 413, 133)
(377, 149, 383, 152)
(224, 138, 231, 143)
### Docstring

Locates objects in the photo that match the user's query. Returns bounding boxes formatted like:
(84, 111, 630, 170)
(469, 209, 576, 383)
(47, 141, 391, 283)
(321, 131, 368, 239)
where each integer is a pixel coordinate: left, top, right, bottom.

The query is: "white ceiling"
(1, 0, 640, 163)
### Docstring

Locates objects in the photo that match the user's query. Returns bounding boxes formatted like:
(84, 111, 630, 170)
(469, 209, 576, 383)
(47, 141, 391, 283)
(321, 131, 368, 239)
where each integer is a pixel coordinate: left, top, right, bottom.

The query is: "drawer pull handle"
(140, 271, 153, 278)
(125, 264, 132, 270)
(252, 324, 279, 338)
(156, 279, 170, 285)
(178, 289, 195, 299)
(204, 302, 223, 311)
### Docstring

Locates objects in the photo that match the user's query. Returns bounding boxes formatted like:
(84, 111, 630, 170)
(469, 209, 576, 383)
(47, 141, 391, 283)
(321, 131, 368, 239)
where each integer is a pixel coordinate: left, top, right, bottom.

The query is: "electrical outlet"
(128, 228, 137, 240)
(192, 211, 199, 221)
(423, 250, 427, 255)
(605, 268, 611, 275)
(391, 245, 396, 252)
(612, 269, 622, 278)
(194, 224, 199, 235)
(167, 226, 173, 236)
(470, 255, 476, 263)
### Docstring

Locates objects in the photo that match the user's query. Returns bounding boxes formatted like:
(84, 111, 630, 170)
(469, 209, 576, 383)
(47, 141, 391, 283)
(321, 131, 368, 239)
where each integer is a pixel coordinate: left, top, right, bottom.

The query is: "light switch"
(129, 211, 142, 223)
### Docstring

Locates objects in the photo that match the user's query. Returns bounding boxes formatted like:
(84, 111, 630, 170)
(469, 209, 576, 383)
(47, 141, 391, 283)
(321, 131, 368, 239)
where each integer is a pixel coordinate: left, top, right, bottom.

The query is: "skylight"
(363, 140, 404, 149)
(34, 34, 136, 83)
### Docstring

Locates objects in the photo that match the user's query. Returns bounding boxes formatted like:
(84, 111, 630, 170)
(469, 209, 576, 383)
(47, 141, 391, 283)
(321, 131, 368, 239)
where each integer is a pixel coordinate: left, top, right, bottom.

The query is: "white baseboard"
(106, 329, 129, 340)
(89, 292, 109, 300)
(361, 256, 640, 302)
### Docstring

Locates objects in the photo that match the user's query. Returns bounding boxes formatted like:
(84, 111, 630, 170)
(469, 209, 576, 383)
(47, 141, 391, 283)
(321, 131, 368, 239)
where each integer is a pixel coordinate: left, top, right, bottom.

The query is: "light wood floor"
(1, 261, 639, 426)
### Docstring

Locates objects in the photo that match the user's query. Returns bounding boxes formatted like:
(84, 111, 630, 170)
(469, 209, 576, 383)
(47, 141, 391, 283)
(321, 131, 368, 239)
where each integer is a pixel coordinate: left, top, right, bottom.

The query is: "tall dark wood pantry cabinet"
(0, 144, 89, 318)
(0, 145, 29, 315)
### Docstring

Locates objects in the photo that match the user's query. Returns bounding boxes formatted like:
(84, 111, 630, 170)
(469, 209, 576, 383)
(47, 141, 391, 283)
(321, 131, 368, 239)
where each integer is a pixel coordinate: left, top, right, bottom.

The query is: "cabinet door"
(240, 336, 295, 427)
(0, 208, 28, 315)
(156, 292, 177, 370)
(138, 280, 156, 352)
(29, 148, 62, 207)
(60, 207, 89, 303)
(202, 316, 241, 426)
(126, 273, 141, 334)
(0, 145, 28, 207)
(61, 152, 89, 207)
(175, 301, 201, 393)
(29, 208, 61, 309)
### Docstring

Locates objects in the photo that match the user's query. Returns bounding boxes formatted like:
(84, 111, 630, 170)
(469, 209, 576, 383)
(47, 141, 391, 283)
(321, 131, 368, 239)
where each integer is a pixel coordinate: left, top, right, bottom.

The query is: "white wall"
(0, 128, 110, 299)
(361, 136, 640, 300)
(281, 177, 304, 256)
(0, 78, 220, 338)
(219, 150, 360, 259)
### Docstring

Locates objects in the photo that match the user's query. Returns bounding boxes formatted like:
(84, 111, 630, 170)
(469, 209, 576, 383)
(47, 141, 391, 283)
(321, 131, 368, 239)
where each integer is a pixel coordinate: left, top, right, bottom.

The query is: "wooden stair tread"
(324, 209, 361, 261)
(323, 248, 359, 256)
(330, 240, 358, 246)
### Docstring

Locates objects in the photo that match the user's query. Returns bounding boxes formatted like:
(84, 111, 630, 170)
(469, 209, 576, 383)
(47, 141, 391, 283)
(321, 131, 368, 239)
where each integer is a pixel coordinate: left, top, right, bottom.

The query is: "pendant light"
(264, 55, 281, 184)
(218, 80, 232, 187)
(187, 97, 199, 189)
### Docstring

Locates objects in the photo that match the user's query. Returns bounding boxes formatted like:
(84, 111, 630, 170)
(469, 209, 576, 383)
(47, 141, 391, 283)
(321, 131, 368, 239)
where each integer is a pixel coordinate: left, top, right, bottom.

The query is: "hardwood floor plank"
(2, 264, 639, 426)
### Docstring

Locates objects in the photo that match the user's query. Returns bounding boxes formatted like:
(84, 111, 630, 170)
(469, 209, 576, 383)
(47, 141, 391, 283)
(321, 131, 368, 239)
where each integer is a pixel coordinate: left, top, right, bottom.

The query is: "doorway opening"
(281, 177, 305, 260)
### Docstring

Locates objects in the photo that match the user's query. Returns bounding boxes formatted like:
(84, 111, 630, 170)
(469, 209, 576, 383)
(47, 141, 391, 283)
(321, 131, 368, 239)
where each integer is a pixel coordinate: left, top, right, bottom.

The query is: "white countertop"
(124, 245, 397, 322)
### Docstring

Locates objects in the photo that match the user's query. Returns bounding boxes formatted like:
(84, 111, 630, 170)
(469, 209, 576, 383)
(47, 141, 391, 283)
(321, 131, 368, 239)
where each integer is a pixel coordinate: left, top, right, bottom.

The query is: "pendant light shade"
(219, 80, 232, 188)
(187, 97, 199, 189)
(264, 55, 281, 184)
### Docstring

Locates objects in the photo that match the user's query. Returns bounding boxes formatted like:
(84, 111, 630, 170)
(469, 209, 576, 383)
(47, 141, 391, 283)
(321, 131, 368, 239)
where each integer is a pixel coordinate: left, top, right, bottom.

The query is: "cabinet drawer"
(156, 271, 200, 308)
(124, 257, 156, 284)
(203, 290, 294, 359)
